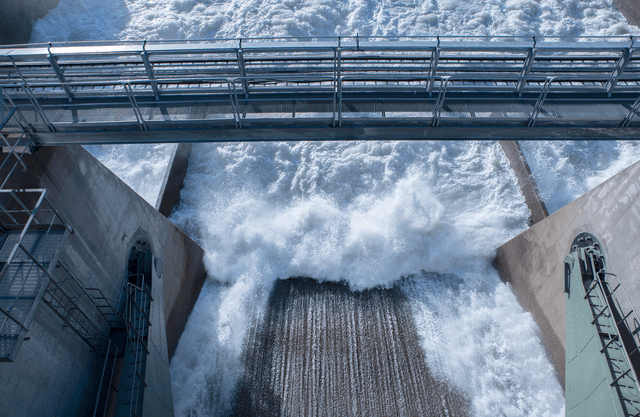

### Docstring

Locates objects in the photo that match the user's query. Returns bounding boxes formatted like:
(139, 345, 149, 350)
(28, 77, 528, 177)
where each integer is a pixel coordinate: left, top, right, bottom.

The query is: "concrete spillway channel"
(0, 137, 548, 415)
(235, 278, 470, 416)
(158, 140, 544, 414)
(155, 140, 547, 414)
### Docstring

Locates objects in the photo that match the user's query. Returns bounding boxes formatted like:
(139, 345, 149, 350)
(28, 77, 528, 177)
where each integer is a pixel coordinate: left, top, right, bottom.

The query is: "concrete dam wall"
(496, 156, 640, 386)
(0, 145, 206, 416)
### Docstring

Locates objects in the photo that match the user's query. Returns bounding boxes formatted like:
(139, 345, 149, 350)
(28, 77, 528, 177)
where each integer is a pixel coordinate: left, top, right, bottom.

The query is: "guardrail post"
(432, 77, 448, 127)
(622, 93, 640, 127)
(428, 39, 440, 97)
(141, 46, 160, 100)
(517, 43, 537, 96)
(333, 47, 342, 128)
(22, 84, 55, 133)
(230, 81, 243, 128)
(236, 45, 250, 96)
(528, 77, 553, 127)
(47, 44, 73, 102)
(338, 76, 343, 127)
(124, 83, 147, 131)
(607, 42, 634, 95)
(225, 81, 240, 128)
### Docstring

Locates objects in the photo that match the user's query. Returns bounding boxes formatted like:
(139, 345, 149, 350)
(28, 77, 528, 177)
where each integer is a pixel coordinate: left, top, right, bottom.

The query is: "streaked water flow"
(235, 278, 470, 416)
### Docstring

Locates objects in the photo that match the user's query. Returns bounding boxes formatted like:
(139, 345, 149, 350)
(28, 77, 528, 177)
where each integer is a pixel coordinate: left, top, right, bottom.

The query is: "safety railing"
(0, 188, 71, 360)
(41, 260, 124, 355)
(3, 73, 639, 133)
(1, 37, 640, 144)
(1, 36, 638, 88)
(585, 259, 640, 374)
(0, 87, 35, 189)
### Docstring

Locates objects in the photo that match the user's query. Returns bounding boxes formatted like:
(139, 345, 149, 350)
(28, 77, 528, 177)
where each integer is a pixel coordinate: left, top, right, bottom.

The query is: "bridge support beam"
(31, 126, 640, 146)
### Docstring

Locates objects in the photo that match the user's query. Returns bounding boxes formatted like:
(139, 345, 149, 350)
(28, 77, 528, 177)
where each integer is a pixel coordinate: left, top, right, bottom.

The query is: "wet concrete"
(499, 140, 548, 225)
(614, 0, 640, 27)
(156, 143, 192, 218)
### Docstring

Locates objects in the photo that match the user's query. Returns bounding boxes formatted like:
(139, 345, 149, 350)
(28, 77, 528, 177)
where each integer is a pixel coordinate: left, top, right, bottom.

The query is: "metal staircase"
(0, 189, 69, 361)
(0, 88, 35, 189)
(41, 261, 122, 354)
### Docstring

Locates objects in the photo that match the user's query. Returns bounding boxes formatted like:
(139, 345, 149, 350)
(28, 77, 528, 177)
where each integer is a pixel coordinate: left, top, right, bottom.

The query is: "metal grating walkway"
(3, 36, 640, 143)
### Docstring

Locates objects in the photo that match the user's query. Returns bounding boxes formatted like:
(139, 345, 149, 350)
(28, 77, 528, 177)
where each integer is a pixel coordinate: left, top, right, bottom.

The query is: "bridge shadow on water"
(232, 277, 471, 416)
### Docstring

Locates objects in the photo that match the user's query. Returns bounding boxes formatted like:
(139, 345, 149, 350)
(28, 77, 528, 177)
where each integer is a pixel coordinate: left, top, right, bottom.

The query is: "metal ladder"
(42, 261, 122, 355)
(120, 282, 152, 417)
(580, 245, 640, 416)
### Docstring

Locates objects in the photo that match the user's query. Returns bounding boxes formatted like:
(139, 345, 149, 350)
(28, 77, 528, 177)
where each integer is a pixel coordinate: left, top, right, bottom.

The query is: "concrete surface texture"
(499, 140, 549, 224)
(0, 145, 206, 416)
(142, 242, 175, 417)
(156, 143, 193, 218)
(495, 156, 640, 387)
(614, 0, 640, 27)
(0, 0, 61, 45)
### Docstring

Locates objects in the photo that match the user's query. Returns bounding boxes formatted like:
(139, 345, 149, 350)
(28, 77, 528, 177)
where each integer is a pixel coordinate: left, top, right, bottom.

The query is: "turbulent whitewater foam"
(83, 144, 175, 205)
(403, 274, 565, 417)
(168, 141, 564, 416)
(31, 0, 640, 42)
(30, 0, 640, 212)
(520, 140, 640, 213)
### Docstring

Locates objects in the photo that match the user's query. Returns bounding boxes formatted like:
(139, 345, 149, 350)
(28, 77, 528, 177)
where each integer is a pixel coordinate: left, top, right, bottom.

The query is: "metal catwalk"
(2, 36, 640, 144)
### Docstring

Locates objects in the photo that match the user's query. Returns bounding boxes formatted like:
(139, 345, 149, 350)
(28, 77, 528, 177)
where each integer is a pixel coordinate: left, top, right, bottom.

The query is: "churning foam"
(31, 0, 640, 41)
(83, 144, 175, 205)
(168, 141, 564, 416)
(520, 141, 640, 213)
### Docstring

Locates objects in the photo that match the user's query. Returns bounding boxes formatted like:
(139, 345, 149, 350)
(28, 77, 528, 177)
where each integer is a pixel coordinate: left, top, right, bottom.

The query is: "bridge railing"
(2, 36, 639, 97)
(3, 72, 640, 134)
(2, 37, 640, 143)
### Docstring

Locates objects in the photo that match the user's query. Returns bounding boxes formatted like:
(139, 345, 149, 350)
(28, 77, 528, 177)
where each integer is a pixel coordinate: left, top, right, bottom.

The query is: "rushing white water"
(83, 144, 175, 205)
(29, 0, 640, 416)
(520, 140, 640, 214)
(168, 141, 564, 416)
(30, 0, 640, 41)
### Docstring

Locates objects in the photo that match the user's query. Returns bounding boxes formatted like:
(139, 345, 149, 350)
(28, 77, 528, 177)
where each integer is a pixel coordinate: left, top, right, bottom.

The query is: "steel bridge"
(2, 36, 640, 147)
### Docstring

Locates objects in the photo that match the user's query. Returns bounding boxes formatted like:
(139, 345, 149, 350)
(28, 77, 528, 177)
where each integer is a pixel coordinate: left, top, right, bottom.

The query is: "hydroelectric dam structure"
(2, 36, 640, 416)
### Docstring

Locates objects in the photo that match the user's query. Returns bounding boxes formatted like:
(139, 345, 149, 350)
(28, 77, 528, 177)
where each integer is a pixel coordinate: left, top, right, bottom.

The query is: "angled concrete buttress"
(0, 145, 206, 416)
(496, 157, 640, 387)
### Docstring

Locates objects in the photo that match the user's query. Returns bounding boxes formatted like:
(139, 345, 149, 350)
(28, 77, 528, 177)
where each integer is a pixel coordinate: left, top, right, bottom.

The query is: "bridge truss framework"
(2, 35, 640, 145)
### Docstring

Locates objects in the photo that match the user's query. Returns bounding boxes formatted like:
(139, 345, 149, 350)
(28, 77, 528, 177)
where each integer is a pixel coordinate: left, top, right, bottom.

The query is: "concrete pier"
(0, 145, 206, 416)
(499, 140, 548, 224)
(156, 143, 193, 218)
(496, 157, 640, 386)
